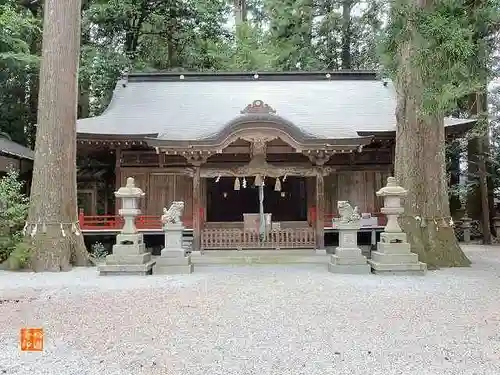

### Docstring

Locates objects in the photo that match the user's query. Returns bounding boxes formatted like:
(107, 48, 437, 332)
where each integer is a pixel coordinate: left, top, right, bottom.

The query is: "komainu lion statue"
(337, 200, 361, 224)
(161, 201, 185, 224)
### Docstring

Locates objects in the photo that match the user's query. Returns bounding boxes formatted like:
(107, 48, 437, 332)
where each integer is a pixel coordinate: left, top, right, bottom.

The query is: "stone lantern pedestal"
(99, 177, 155, 276)
(153, 202, 193, 274)
(368, 177, 426, 275)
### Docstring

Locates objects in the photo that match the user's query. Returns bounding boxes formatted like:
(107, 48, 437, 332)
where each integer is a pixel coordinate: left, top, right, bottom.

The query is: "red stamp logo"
(20, 328, 43, 351)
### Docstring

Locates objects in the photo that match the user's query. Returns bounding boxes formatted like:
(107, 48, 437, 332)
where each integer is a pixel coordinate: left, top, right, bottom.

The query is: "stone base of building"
(328, 253, 371, 274)
(152, 248, 194, 275)
(98, 260, 155, 276)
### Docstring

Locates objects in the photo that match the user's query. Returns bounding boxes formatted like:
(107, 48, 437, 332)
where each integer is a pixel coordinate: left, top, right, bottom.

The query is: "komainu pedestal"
(328, 201, 371, 274)
(368, 177, 426, 275)
(99, 177, 155, 276)
(153, 202, 194, 275)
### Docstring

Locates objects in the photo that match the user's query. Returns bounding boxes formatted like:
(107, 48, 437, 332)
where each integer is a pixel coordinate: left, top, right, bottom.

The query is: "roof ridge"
(126, 70, 380, 82)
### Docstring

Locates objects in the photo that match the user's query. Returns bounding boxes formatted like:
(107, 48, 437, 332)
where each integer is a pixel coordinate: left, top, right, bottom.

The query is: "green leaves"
(0, 3, 40, 67)
(381, 0, 499, 115)
(0, 168, 29, 263)
(0, 1, 40, 148)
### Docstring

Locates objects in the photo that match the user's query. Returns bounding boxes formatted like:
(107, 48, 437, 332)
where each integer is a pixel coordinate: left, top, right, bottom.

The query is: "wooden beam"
(77, 139, 149, 148)
(327, 164, 392, 172)
(200, 164, 334, 178)
(114, 147, 121, 214)
(159, 151, 164, 168)
(221, 145, 295, 154)
(147, 167, 195, 176)
(316, 168, 325, 250)
(192, 167, 202, 252)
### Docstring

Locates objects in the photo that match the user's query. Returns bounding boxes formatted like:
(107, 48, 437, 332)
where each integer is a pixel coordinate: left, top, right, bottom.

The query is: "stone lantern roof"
(115, 177, 145, 198)
(376, 177, 408, 197)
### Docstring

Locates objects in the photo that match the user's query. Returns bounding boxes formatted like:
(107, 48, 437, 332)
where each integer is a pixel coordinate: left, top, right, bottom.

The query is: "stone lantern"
(377, 176, 406, 233)
(460, 214, 472, 243)
(368, 177, 427, 275)
(98, 177, 155, 276)
(115, 177, 144, 235)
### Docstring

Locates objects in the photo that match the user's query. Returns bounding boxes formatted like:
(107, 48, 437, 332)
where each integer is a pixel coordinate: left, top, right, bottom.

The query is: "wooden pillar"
(114, 147, 121, 214)
(316, 167, 325, 251)
(192, 166, 202, 252)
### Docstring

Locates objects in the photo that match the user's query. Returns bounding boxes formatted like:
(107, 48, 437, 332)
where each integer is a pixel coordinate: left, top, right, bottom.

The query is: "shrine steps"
(168, 250, 329, 266)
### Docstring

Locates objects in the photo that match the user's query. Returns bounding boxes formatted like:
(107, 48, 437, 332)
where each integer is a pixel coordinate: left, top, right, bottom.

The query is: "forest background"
(0, 0, 499, 209)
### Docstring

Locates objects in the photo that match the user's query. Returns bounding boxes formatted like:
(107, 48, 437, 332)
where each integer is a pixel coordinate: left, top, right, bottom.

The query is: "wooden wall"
(118, 168, 196, 219)
(117, 167, 392, 220)
(0, 154, 20, 173)
(307, 170, 393, 217)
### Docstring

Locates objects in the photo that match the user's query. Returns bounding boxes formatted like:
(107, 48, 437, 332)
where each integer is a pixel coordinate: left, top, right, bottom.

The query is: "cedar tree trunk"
(393, 0, 470, 268)
(234, 0, 247, 26)
(341, 0, 352, 70)
(26, 0, 89, 271)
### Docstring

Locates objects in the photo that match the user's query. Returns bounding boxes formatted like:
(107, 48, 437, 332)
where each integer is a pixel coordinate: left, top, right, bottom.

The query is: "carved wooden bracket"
(185, 153, 208, 167)
(240, 100, 277, 115)
(161, 149, 211, 166)
(303, 149, 341, 166)
(240, 135, 277, 157)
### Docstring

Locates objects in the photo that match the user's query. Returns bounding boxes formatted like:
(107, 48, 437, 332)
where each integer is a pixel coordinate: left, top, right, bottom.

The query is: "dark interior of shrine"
(205, 176, 308, 222)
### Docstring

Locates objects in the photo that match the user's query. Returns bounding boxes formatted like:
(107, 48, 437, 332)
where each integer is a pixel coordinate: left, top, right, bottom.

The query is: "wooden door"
(77, 189, 96, 215)
(148, 174, 176, 215)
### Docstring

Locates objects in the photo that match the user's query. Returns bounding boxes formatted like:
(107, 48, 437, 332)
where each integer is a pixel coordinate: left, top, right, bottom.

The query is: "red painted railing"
(78, 207, 385, 231)
(78, 209, 194, 230)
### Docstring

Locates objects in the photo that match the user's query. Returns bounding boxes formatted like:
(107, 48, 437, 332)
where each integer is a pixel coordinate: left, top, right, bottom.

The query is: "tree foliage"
(0, 169, 30, 266)
(0, 0, 40, 146)
(0, 0, 388, 126)
(0, 1, 39, 67)
(1, 0, 499, 255)
(382, 0, 499, 117)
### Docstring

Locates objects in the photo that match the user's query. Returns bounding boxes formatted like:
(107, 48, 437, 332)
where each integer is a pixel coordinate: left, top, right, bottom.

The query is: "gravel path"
(1, 245, 500, 375)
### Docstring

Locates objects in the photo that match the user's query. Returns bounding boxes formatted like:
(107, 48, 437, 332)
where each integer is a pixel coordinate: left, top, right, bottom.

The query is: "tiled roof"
(76, 71, 474, 140)
(0, 137, 34, 160)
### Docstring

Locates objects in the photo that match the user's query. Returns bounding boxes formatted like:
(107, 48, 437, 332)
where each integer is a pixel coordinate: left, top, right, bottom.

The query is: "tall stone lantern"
(377, 177, 406, 233)
(98, 177, 155, 276)
(368, 177, 427, 275)
(116, 177, 144, 235)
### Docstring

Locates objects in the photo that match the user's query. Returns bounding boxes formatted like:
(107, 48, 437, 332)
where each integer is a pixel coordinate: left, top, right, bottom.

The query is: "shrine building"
(76, 71, 474, 252)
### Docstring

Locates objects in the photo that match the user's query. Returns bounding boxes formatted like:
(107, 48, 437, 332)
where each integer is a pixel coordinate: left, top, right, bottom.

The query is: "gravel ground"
(1, 245, 500, 375)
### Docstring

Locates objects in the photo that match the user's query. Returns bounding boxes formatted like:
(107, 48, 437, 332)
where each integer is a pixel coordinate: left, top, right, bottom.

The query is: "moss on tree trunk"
(393, 0, 470, 269)
(26, 0, 89, 272)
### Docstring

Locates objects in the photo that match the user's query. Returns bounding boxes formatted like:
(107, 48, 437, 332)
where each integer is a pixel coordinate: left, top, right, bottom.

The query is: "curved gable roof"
(76, 71, 474, 141)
